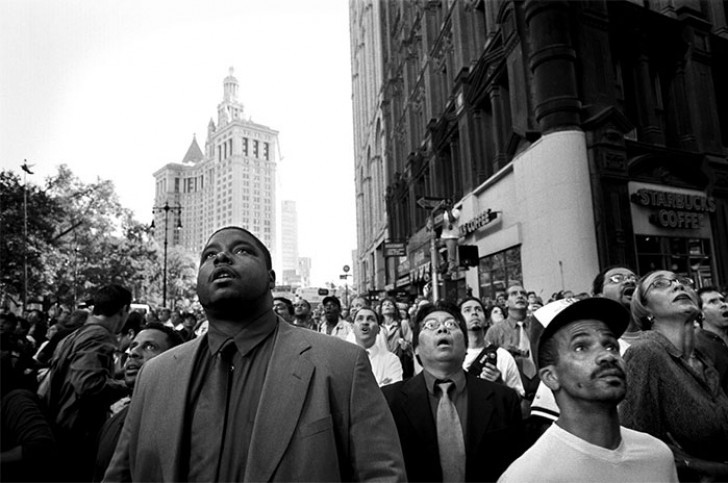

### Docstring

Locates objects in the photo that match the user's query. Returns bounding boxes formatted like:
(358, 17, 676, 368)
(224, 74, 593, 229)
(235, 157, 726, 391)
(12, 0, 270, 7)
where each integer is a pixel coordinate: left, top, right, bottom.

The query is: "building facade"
(280, 200, 300, 285)
(153, 68, 279, 258)
(350, 0, 728, 301)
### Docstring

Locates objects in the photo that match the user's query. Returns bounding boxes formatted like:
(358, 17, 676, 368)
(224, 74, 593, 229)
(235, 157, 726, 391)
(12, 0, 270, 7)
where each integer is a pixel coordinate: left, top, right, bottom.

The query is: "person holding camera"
(459, 297, 524, 398)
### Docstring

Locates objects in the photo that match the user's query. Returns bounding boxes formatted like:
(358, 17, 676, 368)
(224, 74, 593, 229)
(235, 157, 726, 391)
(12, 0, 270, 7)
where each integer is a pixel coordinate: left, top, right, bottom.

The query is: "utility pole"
(417, 196, 451, 302)
(151, 202, 182, 308)
(21, 160, 34, 312)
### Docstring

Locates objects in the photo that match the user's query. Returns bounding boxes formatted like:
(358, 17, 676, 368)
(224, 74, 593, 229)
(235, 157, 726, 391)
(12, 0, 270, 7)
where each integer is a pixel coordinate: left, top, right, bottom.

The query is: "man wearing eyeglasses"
(382, 301, 524, 482)
(592, 266, 642, 351)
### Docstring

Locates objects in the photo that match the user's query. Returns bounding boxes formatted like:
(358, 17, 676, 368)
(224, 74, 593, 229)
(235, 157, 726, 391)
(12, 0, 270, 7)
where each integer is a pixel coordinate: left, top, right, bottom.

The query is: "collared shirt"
(366, 344, 403, 386)
(319, 317, 354, 342)
(484, 316, 534, 352)
(186, 310, 278, 482)
(422, 368, 468, 440)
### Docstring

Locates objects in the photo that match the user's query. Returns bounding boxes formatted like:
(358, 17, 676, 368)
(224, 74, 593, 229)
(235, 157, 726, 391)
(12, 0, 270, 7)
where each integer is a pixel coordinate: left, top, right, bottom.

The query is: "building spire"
(218, 67, 244, 126)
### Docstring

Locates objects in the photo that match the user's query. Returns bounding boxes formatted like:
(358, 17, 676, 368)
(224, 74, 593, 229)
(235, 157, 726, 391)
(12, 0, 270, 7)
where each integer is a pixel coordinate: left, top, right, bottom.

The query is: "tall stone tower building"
(153, 68, 279, 257)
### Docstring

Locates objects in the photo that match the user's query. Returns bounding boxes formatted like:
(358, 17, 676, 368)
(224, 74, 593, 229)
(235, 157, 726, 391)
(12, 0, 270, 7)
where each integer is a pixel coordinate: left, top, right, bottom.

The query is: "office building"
(153, 68, 279, 258)
(350, 0, 728, 300)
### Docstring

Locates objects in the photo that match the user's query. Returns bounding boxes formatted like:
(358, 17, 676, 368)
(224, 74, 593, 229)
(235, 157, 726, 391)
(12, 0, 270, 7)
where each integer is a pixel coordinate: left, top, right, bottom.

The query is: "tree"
(0, 165, 164, 311)
(164, 246, 198, 311)
(0, 170, 63, 308)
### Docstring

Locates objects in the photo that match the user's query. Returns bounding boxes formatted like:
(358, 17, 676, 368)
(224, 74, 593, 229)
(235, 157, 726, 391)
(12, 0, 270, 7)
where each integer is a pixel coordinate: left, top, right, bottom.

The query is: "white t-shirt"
(463, 347, 525, 397)
(366, 344, 403, 387)
(498, 423, 678, 483)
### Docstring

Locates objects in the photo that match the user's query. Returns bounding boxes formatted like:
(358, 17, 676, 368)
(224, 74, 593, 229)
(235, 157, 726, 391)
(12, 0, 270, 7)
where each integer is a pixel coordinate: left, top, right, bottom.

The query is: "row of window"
(217, 137, 271, 161)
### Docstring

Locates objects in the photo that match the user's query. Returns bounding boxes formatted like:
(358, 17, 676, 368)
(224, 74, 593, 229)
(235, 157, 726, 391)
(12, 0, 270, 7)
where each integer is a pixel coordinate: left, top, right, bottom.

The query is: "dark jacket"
(382, 371, 524, 482)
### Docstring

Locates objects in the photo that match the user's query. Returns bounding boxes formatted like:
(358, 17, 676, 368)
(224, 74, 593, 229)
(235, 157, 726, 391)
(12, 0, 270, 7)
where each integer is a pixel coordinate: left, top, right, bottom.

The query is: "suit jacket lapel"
(401, 373, 438, 444)
(161, 338, 204, 481)
(465, 374, 495, 452)
(245, 322, 314, 482)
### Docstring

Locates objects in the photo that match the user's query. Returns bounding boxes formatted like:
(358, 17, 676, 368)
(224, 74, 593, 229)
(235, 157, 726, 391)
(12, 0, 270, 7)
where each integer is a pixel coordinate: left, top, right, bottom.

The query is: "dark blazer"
(103, 320, 406, 482)
(382, 371, 524, 482)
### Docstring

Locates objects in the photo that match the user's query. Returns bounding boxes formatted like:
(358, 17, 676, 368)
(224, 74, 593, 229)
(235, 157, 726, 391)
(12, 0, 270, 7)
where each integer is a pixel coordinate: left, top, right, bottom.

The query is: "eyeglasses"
(607, 274, 637, 284)
(647, 277, 694, 292)
(421, 319, 460, 331)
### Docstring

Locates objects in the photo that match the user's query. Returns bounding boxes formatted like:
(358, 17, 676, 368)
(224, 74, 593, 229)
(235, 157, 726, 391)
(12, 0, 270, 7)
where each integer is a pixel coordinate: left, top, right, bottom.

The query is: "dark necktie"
(436, 380, 466, 482)
(214, 340, 238, 482)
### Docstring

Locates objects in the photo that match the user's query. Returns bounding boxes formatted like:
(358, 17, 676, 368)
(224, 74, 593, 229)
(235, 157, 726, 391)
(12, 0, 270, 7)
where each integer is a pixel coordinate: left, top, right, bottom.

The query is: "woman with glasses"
(620, 270, 728, 481)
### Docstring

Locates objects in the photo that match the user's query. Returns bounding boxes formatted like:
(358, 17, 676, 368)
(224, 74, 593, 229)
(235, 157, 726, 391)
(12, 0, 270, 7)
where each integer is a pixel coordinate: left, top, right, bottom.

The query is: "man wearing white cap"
(499, 298, 677, 482)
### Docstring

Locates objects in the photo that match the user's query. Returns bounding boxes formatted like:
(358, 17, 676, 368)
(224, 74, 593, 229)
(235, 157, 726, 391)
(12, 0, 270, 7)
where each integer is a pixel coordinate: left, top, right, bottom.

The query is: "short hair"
(206, 226, 272, 270)
(631, 270, 672, 330)
(352, 306, 381, 325)
(273, 297, 294, 316)
(697, 286, 720, 309)
(457, 297, 485, 313)
(121, 311, 144, 335)
(412, 301, 468, 351)
(142, 322, 184, 348)
(538, 335, 560, 369)
(592, 265, 634, 296)
(91, 284, 132, 317)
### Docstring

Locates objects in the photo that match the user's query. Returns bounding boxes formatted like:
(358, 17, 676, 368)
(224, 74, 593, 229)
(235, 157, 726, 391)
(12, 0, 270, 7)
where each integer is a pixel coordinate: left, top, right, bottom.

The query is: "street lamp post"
(151, 202, 182, 308)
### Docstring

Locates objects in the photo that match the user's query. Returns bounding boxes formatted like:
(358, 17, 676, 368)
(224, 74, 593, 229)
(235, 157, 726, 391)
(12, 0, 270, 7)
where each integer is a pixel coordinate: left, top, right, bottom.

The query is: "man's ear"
(268, 270, 276, 290)
(540, 366, 560, 392)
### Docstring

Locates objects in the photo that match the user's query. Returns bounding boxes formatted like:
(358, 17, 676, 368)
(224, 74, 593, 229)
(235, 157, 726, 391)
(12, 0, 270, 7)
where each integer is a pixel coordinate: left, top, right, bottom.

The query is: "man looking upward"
(499, 298, 677, 482)
(104, 227, 405, 482)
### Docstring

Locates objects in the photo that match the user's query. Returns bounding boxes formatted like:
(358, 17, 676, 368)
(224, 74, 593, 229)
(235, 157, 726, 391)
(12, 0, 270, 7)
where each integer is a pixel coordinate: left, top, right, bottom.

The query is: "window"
(478, 246, 522, 301)
(636, 236, 714, 287)
(174, 178, 180, 193)
(243, 137, 249, 156)
(264, 142, 270, 160)
(253, 140, 259, 158)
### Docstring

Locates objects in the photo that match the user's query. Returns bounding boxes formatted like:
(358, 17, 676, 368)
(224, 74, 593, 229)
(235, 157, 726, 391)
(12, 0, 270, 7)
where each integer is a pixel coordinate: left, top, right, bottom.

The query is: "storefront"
(629, 182, 717, 286)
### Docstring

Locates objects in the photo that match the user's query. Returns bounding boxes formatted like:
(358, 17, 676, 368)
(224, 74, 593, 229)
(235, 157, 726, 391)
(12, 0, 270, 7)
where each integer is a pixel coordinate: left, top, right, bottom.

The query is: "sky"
(0, 0, 357, 287)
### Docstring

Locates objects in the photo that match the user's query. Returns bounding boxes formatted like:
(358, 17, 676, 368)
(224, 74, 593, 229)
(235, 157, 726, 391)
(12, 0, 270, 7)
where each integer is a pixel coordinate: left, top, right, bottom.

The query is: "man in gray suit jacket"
(104, 226, 406, 482)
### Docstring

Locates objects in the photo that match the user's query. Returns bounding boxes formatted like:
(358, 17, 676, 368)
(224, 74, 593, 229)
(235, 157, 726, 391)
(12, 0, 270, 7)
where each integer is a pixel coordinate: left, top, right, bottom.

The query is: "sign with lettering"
(628, 182, 713, 237)
(630, 188, 715, 230)
(460, 209, 498, 236)
(384, 242, 407, 257)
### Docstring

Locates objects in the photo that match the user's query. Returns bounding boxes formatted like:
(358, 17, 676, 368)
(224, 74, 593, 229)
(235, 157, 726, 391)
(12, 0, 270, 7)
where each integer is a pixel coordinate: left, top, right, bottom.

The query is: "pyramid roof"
(181, 136, 204, 164)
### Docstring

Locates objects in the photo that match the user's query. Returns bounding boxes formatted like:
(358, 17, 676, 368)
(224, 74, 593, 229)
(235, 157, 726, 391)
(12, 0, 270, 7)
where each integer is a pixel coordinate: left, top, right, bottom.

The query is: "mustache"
(591, 362, 626, 380)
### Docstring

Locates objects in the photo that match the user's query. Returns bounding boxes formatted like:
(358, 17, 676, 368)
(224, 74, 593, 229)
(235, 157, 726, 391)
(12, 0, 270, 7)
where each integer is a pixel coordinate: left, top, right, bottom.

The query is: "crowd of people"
(1, 225, 727, 482)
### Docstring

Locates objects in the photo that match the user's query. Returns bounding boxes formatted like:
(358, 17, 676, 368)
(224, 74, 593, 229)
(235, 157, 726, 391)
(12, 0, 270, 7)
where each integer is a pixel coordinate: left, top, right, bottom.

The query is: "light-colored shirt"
(320, 318, 354, 342)
(463, 347, 525, 397)
(498, 423, 678, 483)
(366, 344, 402, 386)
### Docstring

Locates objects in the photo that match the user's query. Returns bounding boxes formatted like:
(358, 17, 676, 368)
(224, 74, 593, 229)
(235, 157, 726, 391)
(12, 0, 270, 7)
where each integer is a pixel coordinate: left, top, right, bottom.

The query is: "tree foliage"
(0, 165, 198, 311)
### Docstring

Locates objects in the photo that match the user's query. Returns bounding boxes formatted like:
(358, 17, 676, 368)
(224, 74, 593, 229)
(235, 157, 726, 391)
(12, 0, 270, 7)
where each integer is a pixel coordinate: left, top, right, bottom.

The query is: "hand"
(480, 363, 502, 382)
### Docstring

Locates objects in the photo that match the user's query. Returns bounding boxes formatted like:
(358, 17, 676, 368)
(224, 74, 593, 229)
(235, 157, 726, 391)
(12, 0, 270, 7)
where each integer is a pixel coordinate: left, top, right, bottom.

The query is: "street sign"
(342, 265, 350, 273)
(417, 196, 451, 210)
(339, 274, 348, 280)
(383, 242, 407, 257)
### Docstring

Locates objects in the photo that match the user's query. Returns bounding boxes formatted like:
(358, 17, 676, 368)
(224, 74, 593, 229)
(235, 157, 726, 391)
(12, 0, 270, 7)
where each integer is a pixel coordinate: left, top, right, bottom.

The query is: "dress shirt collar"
(422, 367, 467, 397)
(366, 343, 381, 357)
(207, 309, 279, 358)
(505, 315, 530, 330)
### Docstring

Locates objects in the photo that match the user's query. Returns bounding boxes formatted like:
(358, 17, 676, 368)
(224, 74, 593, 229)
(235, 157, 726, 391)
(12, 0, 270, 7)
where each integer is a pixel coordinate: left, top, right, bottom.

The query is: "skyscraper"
(280, 200, 299, 285)
(153, 68, 279, 257)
